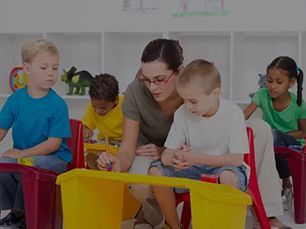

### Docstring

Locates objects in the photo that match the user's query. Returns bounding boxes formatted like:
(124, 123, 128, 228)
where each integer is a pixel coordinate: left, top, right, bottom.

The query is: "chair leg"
(247, 183, 270, 229)
(288, 156, 306, 224)
(180, 201, 191, 229)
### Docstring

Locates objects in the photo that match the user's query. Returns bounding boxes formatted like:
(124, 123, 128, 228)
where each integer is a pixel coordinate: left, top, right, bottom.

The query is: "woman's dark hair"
(141, 38, 184, 73)
(267, 56, 304, 106)
(89, 74, 119, 102)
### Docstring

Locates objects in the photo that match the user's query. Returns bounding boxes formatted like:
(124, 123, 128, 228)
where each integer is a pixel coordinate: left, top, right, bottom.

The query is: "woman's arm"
(243, 102, 258, 120)
(116, 116, 140, 172)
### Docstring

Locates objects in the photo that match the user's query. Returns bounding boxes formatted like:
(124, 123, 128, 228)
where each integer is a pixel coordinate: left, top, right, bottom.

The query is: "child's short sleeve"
(164, 107, 187, 149)
(298, 100, 306, 119)
(49, 99, 71, 138)
(0, 95, 16, 129)
(82, 103, 96, 130)
(252, 89, 263, 107)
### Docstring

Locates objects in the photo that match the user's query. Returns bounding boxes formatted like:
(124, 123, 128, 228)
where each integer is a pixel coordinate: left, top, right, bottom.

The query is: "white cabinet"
(168, 32, 231, 99)
(1, 31, 305, 102)
(1, 30, 306, 153)
(0, 33, 44, 96)
(46, 33, 103, 96)
(232, 32, 299, 103)
(103, 32, 163, 92)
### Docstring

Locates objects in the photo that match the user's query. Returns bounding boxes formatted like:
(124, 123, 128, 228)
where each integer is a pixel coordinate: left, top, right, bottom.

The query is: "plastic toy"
(249, 73, 267, 98)
(61, 66, 94, 95)
(9, 67, 29, 92)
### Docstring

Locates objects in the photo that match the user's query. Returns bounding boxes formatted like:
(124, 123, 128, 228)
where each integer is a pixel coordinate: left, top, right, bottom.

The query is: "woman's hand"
(135, 144, 165, 160)
(97, 152, 121, 172)
(2, 148, 21, 159)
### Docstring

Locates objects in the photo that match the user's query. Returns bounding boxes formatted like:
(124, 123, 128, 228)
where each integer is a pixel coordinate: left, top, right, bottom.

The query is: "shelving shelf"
(1, 0, 305, 159)
(1, 30, 306, 115)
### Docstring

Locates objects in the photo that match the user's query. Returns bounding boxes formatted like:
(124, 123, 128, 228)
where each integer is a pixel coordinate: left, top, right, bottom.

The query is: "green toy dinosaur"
(61, 66, 94, 95)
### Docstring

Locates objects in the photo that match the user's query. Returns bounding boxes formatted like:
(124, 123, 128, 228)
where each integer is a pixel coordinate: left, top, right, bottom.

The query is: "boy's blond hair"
(21, 39, 58, 63)
(177, 59, 221, 95)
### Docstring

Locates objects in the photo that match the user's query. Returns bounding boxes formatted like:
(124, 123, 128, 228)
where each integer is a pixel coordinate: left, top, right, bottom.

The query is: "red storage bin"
(0, 163, 59, 229)
(0, 119, 85, 229)
(21, 165, 59, 229)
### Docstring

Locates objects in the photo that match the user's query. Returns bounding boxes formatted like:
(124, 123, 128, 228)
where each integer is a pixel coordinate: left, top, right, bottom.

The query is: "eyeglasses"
(140, 71, 175, 87)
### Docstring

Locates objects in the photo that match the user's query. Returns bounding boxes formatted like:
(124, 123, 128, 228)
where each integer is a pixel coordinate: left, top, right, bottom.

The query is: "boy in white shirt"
(149, 59, 250, 229)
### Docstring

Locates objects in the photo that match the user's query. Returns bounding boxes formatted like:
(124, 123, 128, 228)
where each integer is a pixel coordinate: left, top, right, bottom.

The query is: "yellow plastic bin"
(83, 143, 140, 220)
(56, 169, 251, 229)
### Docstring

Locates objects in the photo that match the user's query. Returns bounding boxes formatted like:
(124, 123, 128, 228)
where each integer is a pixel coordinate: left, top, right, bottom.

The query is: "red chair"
(0, 119, 85, 229)
(274, 144, 306, 224)
(66, 119, 85, 170)
(175, 127, 270, 229)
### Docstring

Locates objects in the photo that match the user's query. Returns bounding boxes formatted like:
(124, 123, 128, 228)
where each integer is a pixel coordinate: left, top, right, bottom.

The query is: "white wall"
(0, 0, 306, 32)
(0, 0, 304, 153)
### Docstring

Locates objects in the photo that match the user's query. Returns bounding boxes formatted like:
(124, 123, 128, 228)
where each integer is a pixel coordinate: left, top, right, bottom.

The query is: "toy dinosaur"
(249, 73, 267, 98)
(61, 67, 94, 95)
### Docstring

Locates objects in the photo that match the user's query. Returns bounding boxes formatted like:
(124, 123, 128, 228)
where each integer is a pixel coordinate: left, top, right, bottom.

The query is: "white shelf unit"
(231, 31, 300, 103)
(103, 32, 164, 92)
(301, 32, 306, 74)
(1, 30, 306, 153)
(0, 33, 44, 95)
(1, 31, 305, 102)
(46, 32, 103, 96)
(168, 32, 231, 100)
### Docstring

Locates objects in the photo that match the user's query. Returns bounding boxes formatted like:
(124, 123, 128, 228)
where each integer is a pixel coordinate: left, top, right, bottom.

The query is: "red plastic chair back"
(67, 119, 85, 170)
(244, 127, 270, 229)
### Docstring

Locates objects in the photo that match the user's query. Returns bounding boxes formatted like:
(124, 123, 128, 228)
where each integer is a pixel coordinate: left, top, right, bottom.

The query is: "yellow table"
(83, 143, 118, 154)
(57, 169, 251, 229)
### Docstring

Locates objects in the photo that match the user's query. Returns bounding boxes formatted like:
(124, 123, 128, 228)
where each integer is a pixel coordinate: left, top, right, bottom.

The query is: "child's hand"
(175, 149, 199, 167)
(83, 126, 94, 143)
(136, 144, 165, 160)
(2, 148, 21, 159)
(97, 152, 120, 172)
(172, 145, 198, 170)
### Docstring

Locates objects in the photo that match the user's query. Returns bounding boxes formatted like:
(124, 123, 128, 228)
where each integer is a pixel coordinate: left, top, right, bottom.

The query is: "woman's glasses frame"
(139, 71, 175, 88)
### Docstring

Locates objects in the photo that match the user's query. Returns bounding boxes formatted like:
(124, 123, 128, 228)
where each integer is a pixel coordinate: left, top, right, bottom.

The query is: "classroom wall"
(0, 0, 306, 32)
(0, 0, 304, 153)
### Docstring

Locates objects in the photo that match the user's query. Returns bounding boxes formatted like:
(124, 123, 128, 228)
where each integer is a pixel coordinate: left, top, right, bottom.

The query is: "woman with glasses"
(97, 38, 287, 228)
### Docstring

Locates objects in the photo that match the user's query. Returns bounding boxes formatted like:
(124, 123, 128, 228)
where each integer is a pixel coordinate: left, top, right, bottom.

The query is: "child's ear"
(23, 63, 31, 74)
(212, 87, 221, 96)
(289, 78, 296, 88)
(114, 96, 119, 104)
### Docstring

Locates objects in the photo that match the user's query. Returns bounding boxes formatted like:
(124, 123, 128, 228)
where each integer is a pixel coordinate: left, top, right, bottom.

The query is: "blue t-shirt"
(0, 87, 72, 162)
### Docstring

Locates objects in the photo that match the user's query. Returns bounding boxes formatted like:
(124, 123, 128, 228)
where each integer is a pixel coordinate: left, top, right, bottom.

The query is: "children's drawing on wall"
(180, 0, 189, 13)
(122, 0, 159, 14)
(173, 0, 228, 17)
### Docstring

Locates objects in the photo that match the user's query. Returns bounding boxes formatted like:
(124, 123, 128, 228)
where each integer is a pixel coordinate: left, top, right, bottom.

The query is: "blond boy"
(148, 59, 249, 229)
(0, 39, 71, 227)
